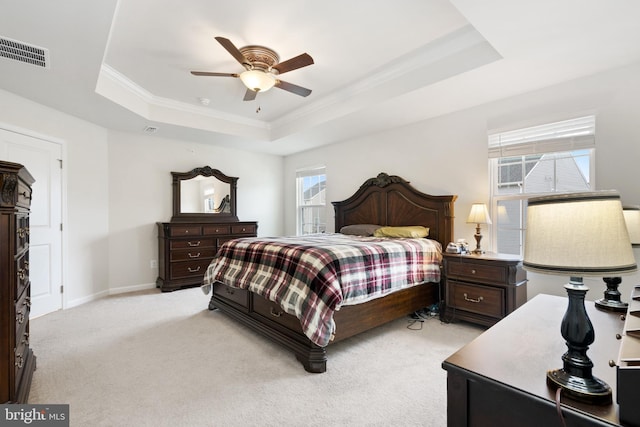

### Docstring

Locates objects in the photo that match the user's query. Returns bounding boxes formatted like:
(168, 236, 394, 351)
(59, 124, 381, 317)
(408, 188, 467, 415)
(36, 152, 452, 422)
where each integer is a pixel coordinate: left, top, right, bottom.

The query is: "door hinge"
(60, 285, 64, 293)
(60, 223, 63, 231)
(58, 159, 62, 168)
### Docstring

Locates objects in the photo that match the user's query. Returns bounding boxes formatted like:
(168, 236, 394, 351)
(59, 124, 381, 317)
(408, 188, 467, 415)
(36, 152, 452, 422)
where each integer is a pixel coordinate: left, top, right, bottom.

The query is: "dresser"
(443, 252, 527, 326)
(0, 160, 36, 403)
(443, 294, 623, 426)
(157, 166, 257, 292)
(156, 221, 257, 291)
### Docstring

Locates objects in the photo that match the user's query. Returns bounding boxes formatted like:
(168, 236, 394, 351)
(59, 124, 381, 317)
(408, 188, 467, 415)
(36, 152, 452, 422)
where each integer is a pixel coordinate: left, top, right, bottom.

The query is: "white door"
(0, 127, 63, 317)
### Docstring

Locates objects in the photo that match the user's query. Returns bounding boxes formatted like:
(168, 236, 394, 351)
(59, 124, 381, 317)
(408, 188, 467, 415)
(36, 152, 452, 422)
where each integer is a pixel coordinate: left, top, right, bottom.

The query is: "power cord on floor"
(407, 306, 439, 330)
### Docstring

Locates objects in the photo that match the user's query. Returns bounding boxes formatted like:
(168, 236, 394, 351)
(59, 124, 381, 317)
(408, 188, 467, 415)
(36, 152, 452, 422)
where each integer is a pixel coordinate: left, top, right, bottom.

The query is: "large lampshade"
(523, 191, 637, 404)
(524, 192, 636, 276)
(239, 70, 276, 92)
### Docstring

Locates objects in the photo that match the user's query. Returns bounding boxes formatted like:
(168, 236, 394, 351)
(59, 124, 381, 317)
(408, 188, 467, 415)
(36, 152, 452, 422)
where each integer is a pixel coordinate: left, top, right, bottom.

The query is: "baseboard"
(64, 283, 156, 310)
(108, 282, 156, 295)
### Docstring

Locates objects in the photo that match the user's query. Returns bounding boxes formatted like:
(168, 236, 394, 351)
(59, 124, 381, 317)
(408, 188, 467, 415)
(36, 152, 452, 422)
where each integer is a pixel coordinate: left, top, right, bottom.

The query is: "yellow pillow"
(373, 226, 429, 238)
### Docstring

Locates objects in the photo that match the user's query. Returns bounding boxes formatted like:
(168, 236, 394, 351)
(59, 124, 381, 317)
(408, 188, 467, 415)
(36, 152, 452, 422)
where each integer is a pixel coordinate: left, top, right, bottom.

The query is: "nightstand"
(443, 252, 527, 327)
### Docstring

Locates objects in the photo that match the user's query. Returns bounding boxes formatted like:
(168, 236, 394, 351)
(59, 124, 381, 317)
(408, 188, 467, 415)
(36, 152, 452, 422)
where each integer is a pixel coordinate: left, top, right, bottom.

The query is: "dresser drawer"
(16, 179, 32, 209)
(15, 215, 29, 255)
(169, 248, 216, 262)
(15, 291, 30, 348)
(447, 261, 507, 285)
(447, 280, 504, 319)
(253, 296, 303, 333)
(169, 225, 202, 237)
(202, 225, 231, 235)
(213, 282, 249, 309)
(169, 259, 212, 280)
(231, 224, 256, 235)
(169, 237, 216, 250)
(15, 253, 29, 300)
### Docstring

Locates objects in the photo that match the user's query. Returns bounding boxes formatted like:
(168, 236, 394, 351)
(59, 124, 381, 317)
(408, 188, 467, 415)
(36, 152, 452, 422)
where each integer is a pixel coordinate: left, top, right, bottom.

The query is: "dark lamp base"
(595, 277, 627, 313)
(594, 297, 628, 313)
(547, 369, 612, 405)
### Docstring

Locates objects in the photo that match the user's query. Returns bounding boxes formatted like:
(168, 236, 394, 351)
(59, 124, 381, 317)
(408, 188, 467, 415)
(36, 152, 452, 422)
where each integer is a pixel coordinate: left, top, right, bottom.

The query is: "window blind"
(488, 116, 595, 158)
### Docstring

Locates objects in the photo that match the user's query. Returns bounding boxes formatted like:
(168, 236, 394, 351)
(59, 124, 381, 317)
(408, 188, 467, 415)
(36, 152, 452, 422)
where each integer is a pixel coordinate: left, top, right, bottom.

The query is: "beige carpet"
(28, 288, 482, 427)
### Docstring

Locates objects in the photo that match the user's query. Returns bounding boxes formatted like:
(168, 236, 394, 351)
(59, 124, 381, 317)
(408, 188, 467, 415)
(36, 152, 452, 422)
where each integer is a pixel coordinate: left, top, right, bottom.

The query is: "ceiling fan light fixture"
(239, 70, 276, 92)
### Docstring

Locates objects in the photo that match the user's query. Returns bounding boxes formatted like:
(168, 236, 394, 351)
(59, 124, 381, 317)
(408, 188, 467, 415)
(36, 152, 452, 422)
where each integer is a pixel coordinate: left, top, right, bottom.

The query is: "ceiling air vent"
(0, 36, 49, 68)
(143, 126, 158, 134)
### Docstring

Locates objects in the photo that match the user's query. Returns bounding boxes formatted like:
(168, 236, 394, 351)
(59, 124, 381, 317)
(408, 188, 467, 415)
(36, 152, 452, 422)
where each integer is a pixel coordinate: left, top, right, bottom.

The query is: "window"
(296, 167, 326, 235)
(489, 116, 595, 256)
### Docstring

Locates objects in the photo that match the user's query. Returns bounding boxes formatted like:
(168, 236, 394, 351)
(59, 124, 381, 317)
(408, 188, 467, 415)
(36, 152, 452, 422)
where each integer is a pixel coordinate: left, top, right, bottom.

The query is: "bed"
(204, 172, 456, 373)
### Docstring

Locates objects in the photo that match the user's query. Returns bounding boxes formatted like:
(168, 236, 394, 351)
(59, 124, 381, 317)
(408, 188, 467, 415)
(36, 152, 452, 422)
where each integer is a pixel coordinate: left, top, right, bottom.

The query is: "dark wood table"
(442, 293, 624, 427)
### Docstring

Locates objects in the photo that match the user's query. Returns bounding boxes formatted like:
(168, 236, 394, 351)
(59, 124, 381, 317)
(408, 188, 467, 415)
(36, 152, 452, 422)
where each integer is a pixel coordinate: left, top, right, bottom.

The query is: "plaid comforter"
(204, 233, 442, 347)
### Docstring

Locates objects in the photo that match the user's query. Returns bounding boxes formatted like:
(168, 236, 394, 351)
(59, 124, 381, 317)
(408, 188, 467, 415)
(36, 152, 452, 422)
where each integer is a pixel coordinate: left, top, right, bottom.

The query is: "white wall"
(3, 59, 640, 309)
(0, 88, 110, 306)
(284, 61, 640, 301)
(0, 88, 284, 307)
(106, 131, 283, 292)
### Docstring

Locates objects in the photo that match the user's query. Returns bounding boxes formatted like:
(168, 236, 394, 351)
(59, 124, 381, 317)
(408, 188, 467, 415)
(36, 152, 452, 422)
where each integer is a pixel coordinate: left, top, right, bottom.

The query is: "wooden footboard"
(209, 281, 440, 373)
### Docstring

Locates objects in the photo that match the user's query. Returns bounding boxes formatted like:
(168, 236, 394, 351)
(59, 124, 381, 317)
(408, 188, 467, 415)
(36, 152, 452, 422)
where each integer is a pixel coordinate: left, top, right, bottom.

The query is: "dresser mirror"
(171, 166, 238, 222)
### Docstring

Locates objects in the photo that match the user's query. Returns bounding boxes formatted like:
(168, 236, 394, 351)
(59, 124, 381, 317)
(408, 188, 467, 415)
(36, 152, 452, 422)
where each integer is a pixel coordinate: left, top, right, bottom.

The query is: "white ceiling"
(2, 0, 640, 156)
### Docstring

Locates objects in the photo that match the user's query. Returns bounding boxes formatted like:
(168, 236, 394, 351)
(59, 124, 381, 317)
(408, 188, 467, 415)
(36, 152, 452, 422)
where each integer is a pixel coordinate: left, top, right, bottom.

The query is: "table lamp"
(467, 203, 492, 254)
(595, 205, 640, 312)
(523, 191, 637, 404)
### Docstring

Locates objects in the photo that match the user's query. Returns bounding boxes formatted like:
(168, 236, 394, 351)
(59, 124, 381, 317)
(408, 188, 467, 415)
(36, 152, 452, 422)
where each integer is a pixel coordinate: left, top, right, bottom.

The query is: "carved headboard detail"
(332, 173, 457, 247)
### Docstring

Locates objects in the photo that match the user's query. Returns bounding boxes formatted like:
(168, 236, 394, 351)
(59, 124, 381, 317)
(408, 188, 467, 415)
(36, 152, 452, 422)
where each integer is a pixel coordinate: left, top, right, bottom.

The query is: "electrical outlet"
(150, 260, 158, 269)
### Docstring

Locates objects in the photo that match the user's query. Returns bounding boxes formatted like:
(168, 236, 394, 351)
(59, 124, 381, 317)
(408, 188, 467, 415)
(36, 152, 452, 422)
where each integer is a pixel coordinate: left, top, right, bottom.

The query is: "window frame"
(296, 167, 327, 236)
(488, 116, 596, 257)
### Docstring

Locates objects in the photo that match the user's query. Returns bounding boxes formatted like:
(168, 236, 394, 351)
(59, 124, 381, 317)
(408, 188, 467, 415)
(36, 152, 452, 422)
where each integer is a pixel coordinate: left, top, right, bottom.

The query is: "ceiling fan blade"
(272, 53, 314, 75)
(215, 36, 248, 66)
(243, 89, 257, 101)
(190, 71, 239, 77)
(275, 80, 312, 97)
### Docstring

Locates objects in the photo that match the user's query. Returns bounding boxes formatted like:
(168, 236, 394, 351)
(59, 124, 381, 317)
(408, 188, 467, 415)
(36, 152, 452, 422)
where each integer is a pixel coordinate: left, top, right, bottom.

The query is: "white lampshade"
(524, 191, 637, 276)
(623, 206, 640, 246)
(466, 203, 492, 225)
(239, 70, 276, 92)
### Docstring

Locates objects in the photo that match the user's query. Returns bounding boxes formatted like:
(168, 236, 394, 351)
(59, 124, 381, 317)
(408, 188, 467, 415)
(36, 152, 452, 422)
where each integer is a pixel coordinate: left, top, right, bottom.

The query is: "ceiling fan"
(191, 36, 314, 101)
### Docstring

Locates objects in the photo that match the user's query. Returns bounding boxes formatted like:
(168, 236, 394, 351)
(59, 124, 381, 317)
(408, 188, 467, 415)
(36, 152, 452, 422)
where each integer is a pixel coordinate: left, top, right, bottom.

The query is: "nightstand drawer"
(447, 281, 504, 319)
(447, 261, 507, 285)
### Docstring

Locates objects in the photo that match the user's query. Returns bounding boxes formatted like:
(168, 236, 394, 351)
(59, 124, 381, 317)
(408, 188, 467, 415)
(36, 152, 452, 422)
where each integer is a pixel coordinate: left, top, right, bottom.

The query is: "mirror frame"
(171, 166, 239, 223)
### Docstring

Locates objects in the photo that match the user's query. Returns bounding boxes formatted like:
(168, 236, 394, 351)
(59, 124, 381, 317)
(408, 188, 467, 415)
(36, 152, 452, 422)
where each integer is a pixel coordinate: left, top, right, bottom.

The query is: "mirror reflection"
(180, 176, 231, 214)
(171, 166, 238, 222)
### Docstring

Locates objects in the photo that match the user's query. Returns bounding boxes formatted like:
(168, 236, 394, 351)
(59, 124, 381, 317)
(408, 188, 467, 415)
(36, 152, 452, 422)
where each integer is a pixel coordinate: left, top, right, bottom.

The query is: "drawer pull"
(18, 269, 26, 280)
(471, 269, 477, 274)
(18, 228, 25, 238)
(16, 309, 25, 324)
(20, 191, 31, 200)
(224, 287, 235, 295)
(187, 241, 201, 247)
(188, 252, 201, 258)
(270, 307, 283, 318)
(24, 261, 29, 270)
(15, 353, 24, 369)
(241, 227, 246, 232)
(22, 332, 29, 346)
(187, 266, 201, 273)
(463, 293, 484, 303)
(24, 297, 31, 308)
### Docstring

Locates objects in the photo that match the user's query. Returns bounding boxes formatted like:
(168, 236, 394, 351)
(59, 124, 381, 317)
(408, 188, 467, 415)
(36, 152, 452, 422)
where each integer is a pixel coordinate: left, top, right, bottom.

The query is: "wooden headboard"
(332, 172, 457, 247)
